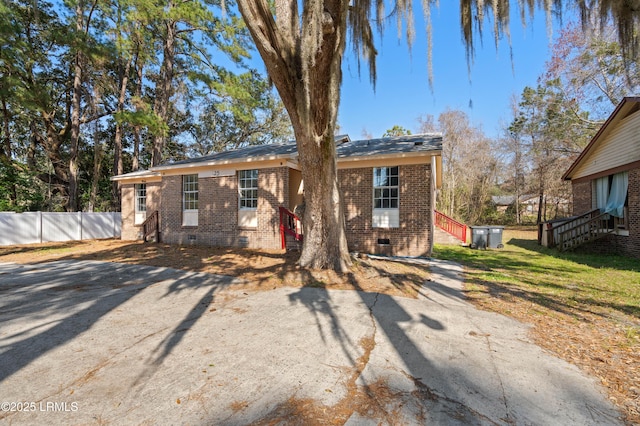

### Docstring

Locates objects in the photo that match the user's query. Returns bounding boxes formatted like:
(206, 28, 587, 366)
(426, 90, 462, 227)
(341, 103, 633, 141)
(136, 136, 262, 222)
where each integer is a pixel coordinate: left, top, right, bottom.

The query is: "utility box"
(487, 226, 505, 249)
(469, 226, 489, 249)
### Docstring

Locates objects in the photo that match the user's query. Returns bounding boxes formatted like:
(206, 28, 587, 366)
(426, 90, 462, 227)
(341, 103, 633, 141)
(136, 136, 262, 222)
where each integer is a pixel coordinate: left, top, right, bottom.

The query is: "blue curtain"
(596, 176, 609, 211)
(604, 172, 629, 218)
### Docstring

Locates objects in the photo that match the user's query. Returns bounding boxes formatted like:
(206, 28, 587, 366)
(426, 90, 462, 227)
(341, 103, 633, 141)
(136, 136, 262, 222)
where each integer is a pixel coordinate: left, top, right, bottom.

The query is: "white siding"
(572, 110, 640, 179)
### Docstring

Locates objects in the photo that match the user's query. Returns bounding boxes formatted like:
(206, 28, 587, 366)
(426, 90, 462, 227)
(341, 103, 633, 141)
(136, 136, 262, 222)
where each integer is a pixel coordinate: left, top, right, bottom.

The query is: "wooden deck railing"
(141, 210, 159, 243)
(434, 210, 467, 243)
(557, 209, 619, 251)
(279, 206, 303, 249)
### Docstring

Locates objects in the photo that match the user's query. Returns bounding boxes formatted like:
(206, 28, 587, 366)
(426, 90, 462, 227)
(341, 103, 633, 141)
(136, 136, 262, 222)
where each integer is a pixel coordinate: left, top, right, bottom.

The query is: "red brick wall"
(239, 166, 288, 249)
(340, 163, 433, 257)
(120, 181, 161, 241)
(148, 183, 161, 215)
(572, 181, 592, 215)
(617, 167, 639, 258)
(130, 163, 435, 257)
(120, 184, 136, 240)
(572, 167, 639, 259)
(159, 168, 287, 249)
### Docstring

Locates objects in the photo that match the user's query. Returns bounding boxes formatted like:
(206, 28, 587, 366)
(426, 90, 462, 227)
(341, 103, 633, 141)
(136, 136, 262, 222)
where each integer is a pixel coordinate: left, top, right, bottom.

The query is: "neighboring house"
(491, 195, 516, 213)
(112, 134, 443, 257)
(560, 96, 639, 258)
(492, 194, 570, 216)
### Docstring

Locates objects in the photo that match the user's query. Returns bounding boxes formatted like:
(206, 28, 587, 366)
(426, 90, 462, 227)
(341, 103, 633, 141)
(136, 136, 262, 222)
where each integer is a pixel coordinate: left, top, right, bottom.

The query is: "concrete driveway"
(0, 259, 623, 425)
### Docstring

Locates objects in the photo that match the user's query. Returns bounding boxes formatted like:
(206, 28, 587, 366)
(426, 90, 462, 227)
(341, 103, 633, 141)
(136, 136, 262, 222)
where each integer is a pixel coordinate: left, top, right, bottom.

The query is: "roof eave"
(563, 96, 640, 180)
(151, 152, 298, 172)
(150, 149, 441, 172)
(110, 171, 161, 182)
(337, 149, 442, 163)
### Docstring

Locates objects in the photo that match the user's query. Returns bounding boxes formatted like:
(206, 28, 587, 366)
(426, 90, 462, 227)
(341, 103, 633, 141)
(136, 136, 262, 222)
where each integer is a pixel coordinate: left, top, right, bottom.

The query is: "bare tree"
(545, 21, 640, 122)
(419, 110, 494, 223)
(498, 97, 529, 224)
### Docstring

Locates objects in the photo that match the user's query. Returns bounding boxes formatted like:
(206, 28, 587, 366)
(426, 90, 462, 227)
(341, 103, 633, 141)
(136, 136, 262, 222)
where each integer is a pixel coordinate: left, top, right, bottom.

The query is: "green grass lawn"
(433, 230, 640, 423)
(434, 230, 640, 327)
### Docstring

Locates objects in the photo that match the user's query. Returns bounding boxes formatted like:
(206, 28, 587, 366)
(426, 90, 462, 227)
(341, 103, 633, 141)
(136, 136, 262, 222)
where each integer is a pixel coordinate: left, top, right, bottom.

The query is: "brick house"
(112, 134, 443, 257)
(561, 97, 640, 258)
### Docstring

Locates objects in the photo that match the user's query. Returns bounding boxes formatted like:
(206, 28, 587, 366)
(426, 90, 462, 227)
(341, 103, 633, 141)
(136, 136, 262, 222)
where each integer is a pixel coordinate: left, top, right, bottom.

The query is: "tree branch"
(237, 0, 299, 121)
(80, 110, 112, 124)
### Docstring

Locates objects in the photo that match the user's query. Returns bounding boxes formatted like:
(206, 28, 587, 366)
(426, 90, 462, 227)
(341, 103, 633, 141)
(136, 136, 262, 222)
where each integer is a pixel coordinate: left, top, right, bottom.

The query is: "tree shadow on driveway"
(259, 275, 494, 425)
(238, 260, 624, 425)
(0, 261, 237, 384)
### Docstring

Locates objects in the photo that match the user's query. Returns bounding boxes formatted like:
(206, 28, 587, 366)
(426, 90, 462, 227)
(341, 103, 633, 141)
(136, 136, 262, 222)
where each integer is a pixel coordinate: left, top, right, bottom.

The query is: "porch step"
(138, 233, 158, 243)
(285, 235, 302, 251)
(434, 227, 466, 245)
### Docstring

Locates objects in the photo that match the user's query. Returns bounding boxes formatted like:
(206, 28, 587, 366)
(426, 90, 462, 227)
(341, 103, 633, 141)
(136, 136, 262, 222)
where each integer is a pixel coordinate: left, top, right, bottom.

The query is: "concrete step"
(434, 227, 466, 246)
(284, 235, 302, 251)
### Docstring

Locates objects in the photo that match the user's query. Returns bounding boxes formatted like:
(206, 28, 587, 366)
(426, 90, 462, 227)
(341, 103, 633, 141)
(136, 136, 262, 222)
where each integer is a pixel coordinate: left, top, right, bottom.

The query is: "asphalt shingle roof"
(165, 142, 298, 167)
(153, 133, 442, 170)
(336, 134, 442, 158)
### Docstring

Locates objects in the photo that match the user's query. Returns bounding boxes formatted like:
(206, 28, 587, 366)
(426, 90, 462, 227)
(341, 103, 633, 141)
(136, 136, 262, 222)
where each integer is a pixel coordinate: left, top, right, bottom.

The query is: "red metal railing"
(434, 210, 467, 243)
(279, 206, 303, 249)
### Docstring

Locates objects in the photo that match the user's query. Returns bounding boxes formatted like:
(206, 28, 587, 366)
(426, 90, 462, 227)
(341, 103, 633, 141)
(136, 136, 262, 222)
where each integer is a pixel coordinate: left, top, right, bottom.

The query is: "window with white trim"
(134, 183, 147, 225)
(182, 174, 198, 226)
(135, 183, 146, 213)
(373, 166, 399, 228)
(238, 169, 258, 228)
(374, 166, 399, 208)
(239, 169, 258, 209)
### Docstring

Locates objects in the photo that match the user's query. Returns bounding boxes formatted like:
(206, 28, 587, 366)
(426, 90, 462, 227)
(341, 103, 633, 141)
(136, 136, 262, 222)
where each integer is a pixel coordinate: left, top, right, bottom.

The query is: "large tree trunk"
(238, 0, 351, 271)
(152, 14, 176, 167)
(112, 55, 132, 208)
(514, 184, 521, 225)
(537, 190, 544, 224)
(295, 131, 351, 271)
(31, 114, 71, 206)
(132, 60, 143, 172)
(88, 126, 102, 212)
(1, 98, 17, 206)
(1, 99, 11, 160)
(69, 0, 85, 212)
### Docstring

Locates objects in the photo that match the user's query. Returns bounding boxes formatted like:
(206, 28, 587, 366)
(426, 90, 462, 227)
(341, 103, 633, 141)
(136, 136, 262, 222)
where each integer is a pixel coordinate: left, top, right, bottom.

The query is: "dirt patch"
(0, 239, 429, 299)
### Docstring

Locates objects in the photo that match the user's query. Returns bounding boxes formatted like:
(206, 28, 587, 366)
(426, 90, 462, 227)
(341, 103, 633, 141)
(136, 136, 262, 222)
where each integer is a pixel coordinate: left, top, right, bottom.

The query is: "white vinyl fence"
(0, 212, 121, 245)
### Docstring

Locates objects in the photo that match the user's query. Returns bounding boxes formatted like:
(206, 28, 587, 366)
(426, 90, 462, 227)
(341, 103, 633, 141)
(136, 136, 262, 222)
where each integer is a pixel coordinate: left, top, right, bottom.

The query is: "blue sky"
(337, 3, 564, 139)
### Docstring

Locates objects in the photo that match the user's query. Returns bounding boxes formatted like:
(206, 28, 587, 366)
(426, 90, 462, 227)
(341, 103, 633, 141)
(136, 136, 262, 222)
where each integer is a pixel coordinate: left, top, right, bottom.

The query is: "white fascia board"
(110, 172, 162, 182)
(337, 150, 441, 167)
(286, 160, 301, 170)
(151, 153, 297, 172)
